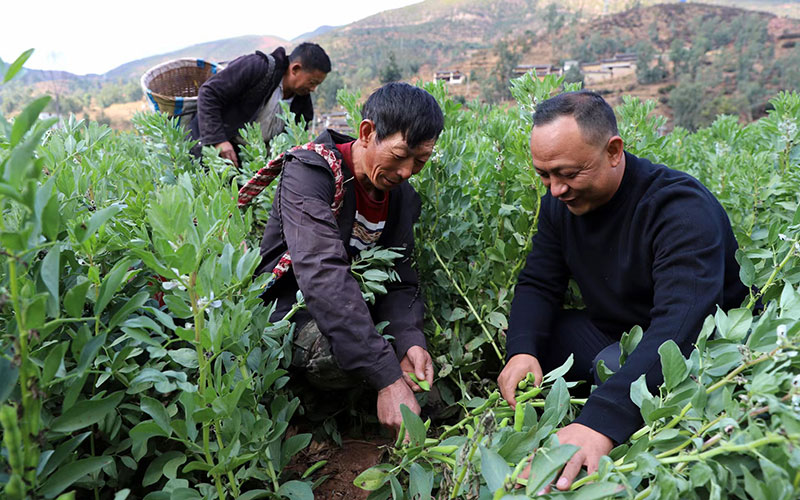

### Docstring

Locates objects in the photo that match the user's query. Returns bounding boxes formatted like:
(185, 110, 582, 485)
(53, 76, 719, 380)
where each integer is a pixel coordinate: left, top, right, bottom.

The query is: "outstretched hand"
(497, 353, 543, 408)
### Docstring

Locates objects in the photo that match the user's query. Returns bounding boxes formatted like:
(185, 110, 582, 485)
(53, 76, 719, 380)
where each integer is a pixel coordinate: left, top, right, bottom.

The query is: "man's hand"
(399, 346, 434, 392)
(498, 354, 543, 408)
(376, 377, 420, 432)
(214, 140, 239, 168)
(518, 423, 613, 494)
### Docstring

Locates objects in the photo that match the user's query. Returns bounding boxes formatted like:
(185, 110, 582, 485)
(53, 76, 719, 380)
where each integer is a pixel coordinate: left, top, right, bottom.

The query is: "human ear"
(358, 120, 376, 145)
(606, 136, 625, 166)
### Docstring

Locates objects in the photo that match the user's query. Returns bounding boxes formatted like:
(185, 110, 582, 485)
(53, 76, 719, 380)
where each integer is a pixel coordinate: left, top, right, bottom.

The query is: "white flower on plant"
(778, 119, 798, 139)
(777, 324, 787, 342)
(197, 291, 222, 309)
(793, 394, 800, 412)
(431, 146, 443, 163)
(778, 233, 788, 241)
(792, 374, 800, 389)
(162, 281, 186, 291)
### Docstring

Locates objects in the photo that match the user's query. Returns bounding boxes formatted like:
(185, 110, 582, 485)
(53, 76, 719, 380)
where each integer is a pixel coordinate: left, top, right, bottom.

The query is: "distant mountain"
(5, 0, 800, 130)
(314, 0, 543, 83)
(13, 68, 91, 84)
(103, 34, 287, 80)
(293, 25, 339, 42)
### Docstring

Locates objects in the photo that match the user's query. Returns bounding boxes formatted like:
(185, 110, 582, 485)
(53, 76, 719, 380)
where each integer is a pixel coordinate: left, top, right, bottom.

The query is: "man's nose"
(550, 178, 568, 197)
(399, 161, 414, 180)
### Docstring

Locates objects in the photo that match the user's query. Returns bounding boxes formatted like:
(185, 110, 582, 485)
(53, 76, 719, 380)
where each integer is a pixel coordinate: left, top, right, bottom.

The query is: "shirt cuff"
(392, 329, 427, 361)
(504, 330, 543, 361)
(360, 352, 404, 391)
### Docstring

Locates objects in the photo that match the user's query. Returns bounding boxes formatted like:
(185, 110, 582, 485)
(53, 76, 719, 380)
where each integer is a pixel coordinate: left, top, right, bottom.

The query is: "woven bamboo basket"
(140, 58, 219, 125)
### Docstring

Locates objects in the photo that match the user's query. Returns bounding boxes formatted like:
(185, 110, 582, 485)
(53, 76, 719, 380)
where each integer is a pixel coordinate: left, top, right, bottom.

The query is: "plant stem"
(449, 428, 484, 499)
(215, 425, 239, 497)
(746, 238, 798, 309)
(7, 257, 38, 487)
(281, 299, 306, 322)
(655, 414, 724, 459)
(430, 244, 503, 361)
(187, 272, 225, 497)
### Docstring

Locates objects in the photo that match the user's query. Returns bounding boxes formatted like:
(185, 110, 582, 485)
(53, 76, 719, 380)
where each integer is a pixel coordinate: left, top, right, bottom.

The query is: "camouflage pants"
(291, 320, 361, 390)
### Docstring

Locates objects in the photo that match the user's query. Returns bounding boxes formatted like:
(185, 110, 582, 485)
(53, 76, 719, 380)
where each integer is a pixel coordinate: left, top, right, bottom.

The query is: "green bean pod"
(513, 401, 525, 432)
(516, 386, 542, 404)
(394, 419, 406, 449)
(427, 444, 459, 455)
(0, 405, 23, 473)
(3, 474, 24, 500)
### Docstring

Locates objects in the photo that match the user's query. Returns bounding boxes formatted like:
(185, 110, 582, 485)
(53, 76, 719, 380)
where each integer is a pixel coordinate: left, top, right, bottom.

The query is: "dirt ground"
(295, 436, 391, 499)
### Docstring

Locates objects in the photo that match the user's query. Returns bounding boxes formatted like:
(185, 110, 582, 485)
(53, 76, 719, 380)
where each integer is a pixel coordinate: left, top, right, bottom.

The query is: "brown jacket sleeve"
(277, 157, 404, 390)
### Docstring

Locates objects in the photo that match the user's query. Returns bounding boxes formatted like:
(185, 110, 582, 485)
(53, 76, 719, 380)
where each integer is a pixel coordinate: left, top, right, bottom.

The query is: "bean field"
(1, 50, 800, 499)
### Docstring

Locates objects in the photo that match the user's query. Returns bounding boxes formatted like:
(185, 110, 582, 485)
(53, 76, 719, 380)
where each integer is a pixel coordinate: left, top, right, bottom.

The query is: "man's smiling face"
(530, 115, 624, 216)
(361, 130, 435, 191)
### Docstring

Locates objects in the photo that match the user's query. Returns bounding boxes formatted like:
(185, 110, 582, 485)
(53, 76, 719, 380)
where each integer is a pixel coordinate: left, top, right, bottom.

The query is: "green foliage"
(379, 52, 403, 85)
(635, 42, 668, 84)
(0, 55, 315, 498)
(480, 40, 522, 103)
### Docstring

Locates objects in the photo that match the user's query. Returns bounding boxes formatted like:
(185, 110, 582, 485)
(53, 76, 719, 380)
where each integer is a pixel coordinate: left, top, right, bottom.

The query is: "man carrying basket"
(190, 42, 330, 167)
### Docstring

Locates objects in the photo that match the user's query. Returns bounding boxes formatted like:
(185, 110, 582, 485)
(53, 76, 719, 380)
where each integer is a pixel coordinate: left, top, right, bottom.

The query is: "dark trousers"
(539, 310, 621, 391)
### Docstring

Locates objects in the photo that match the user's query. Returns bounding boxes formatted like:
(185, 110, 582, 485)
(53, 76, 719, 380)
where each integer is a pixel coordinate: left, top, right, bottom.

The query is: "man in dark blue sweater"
(497, 91, 747, 492)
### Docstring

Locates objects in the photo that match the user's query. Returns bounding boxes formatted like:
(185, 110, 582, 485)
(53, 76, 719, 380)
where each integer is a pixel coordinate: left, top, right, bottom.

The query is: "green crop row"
(1, 46, 800, 499)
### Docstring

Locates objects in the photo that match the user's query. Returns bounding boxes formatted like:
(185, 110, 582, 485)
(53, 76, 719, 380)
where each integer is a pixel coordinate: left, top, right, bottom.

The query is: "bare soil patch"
(296, 437, 390, 499)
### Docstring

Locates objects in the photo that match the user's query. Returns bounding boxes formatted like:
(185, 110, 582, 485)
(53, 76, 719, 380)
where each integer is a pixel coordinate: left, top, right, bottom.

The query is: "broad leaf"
(39, 456, 112, 499)
(400, 403, 427, 447)
(525, 443, 579, 496)
(659, 340, 689, 391)
(95, 257, 134, 316)
(3, 48, 34, 83)
(354, 465, 393, 491)
(51, 391, 123, 433)
(480, 445, 511, 493)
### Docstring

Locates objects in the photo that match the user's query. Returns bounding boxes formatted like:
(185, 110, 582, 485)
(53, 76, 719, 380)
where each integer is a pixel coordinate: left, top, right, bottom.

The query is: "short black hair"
(289, 43, 331, 73)
(361, 82, 444, 149)
(533, 90, 618, 146)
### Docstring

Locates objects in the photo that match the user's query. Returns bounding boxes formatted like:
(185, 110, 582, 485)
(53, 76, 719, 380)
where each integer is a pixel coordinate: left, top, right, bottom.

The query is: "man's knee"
(291, 320, 360, 390)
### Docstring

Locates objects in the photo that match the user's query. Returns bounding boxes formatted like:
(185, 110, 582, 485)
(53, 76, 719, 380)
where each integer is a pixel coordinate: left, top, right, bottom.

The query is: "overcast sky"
(2, 0, 422, 75)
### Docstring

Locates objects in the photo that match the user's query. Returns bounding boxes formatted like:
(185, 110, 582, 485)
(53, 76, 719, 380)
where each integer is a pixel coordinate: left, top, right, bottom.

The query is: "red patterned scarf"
(238, 142, 345, 289)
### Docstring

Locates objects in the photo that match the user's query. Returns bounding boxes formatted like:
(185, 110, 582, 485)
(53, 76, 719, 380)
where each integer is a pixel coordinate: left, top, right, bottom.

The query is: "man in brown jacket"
(256, 83, 444, 431)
